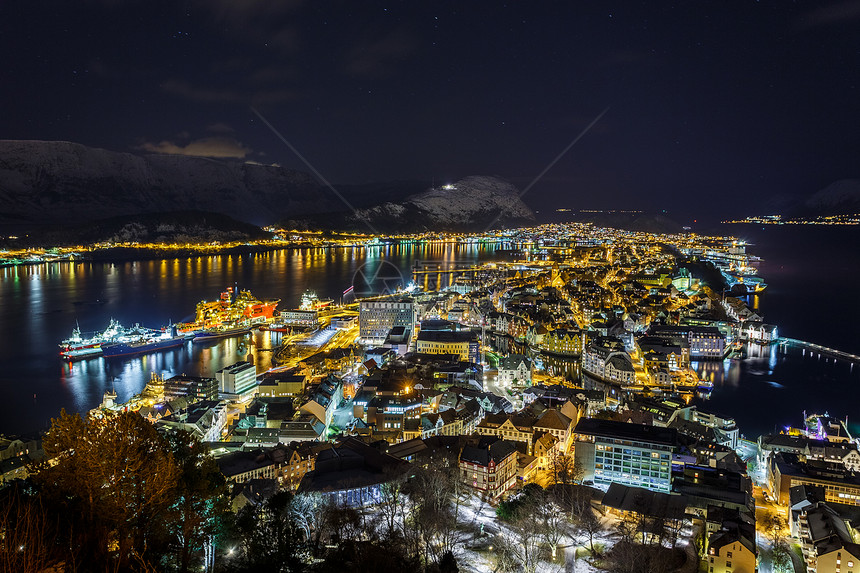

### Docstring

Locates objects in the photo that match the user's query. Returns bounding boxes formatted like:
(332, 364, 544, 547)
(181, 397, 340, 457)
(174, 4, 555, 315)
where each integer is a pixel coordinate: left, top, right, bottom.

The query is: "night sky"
(2, 1, 858, 219)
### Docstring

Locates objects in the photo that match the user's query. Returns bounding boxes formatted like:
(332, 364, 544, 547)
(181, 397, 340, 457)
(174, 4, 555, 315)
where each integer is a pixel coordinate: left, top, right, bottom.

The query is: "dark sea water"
(693, 225, 860, 438)
(723, 224, 860, 355)
(0, 242, 501, 434)
(1, 226, 858, 439)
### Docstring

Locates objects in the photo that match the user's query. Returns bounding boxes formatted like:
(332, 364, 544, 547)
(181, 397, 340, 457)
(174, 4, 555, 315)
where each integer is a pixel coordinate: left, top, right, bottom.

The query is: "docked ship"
(101, 327, 188, 357)
(59, 320, 150, 360)
(257, 322, 291, 333)
(259, 290, 331, 333)
(300, 290, 333, 310)
(192, 325, 252, 342)
(722, 271, 767, 294)
(178, 286, 279, 338)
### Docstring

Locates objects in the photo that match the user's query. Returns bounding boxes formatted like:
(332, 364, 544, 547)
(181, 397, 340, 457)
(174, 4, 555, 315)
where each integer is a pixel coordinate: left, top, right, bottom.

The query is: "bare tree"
(606, 541, 641, 573)
(545, 449, 585, 510)
(616, 515, 638, 545)
(401, 456, 469, 565)
(290, 492, 324, 543)
(769, 515, 792, 573)
(320, 499, 363, 546)
(547, 449, 573, 486)
(772, 540, 793, 573)
(494, 511, 542, 573)
(662, 516, 685, 549)
(534, 489, 568, 562)
(495, 486, 570, 572)
(0, 488, 64, 573)
(377, 469, 407, 535)
(573, 495, 604, 556)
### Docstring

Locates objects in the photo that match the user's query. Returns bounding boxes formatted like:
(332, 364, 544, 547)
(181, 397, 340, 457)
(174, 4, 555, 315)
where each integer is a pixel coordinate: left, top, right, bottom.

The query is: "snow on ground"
(350, 490, 702, 572)
(452, 493, 621, 573)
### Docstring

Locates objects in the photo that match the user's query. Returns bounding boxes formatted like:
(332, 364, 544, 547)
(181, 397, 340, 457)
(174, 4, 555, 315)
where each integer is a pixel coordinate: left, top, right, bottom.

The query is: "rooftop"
(574, 418, 678, 446)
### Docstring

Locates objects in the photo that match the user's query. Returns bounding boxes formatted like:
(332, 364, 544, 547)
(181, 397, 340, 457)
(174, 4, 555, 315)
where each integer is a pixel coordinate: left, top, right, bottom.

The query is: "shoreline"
(0, 238, 504, 268)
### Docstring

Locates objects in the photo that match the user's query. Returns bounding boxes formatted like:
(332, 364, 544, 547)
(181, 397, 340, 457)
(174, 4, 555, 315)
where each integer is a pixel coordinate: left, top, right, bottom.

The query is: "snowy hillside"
(0, 140, 326, 227)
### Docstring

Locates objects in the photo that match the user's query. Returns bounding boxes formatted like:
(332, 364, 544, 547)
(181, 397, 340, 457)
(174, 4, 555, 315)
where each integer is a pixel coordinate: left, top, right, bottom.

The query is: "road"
(483, 369, 523, 409)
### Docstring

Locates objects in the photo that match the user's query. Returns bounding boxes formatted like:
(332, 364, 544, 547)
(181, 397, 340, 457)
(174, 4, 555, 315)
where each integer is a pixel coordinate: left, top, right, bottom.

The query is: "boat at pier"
(300, 290, 332, 310)
(193, 325, 252, 341)
(178, 286, 279, 335)
(258, 322, 291, 333)
(59, 320, 152, 360)
(101, 327, 188, 357)
(722, 271, 767, 294)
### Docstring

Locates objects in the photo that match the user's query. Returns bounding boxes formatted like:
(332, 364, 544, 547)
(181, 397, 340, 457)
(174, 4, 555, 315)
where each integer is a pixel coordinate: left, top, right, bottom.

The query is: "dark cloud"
(160, 79, 297, 105)
(206, 123, 234, 134)
(795, 0, 860, 30)
(195, 0, 304, 55)
(346, 29, 418, 78)
(596, 50, 658, 69)
(2, 2, 858, 218)
(161, 80, 243, 103)
(268, 28, 301, 54)
(248, 65, 300, 86)
(197, 0, 304, 23)
(249, 89, 299, 106)
(136, 136, 252, 158)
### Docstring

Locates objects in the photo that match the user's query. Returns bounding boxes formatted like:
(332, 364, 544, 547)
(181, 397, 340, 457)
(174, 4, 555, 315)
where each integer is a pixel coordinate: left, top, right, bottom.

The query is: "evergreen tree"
(36, 409, 179, 570)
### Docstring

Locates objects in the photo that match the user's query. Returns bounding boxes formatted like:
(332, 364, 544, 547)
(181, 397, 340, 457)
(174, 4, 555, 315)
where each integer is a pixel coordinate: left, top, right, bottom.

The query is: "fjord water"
(1, 226, 858, 438)
(0, 242, 502, 434)
(693, 224, 860, 437)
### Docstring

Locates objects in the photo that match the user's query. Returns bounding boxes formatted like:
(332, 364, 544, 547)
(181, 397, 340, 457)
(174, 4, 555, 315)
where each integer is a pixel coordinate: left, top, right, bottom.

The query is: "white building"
(582, 340, 636, 384)
(359, 300, 418, 344)
(216, 361, 258, 401)
(740, 321, 778, 343)
(497, 354, 532, 386)
(280, 309, 319, 328)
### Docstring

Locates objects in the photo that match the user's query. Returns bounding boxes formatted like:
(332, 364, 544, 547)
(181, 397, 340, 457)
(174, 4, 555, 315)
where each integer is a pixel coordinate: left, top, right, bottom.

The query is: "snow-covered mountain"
(0, 140, 326, 228)
(347, 176, 536, 231)
(804, 179, 860, 214)
(0, 141, 536, 235)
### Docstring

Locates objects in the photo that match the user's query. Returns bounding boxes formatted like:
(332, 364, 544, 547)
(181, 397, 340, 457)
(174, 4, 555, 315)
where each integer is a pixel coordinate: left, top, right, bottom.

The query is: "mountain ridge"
(0, 140, 326, 229)
(0, 140, 536, 238)
(803, 179, 860, 215)
(286, 176, 536, 232)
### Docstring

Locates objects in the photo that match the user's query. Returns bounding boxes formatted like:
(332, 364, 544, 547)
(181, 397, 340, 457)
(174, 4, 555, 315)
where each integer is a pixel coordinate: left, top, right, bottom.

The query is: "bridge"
(410, 261, 499, 291)
(777, 337, 860, 365)
(410, 261, 486, 276)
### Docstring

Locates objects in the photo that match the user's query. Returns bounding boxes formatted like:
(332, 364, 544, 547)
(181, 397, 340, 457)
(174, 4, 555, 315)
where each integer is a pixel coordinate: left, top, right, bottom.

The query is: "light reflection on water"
(0, 243, 503, 434)
(4, 234, 860, 439)
(692, 343, 860, 438)
(58, 330, 282, 417)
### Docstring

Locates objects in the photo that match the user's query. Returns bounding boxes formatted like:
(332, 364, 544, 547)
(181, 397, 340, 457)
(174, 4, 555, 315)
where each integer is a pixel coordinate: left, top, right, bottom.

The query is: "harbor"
(1, 226, 859, 441)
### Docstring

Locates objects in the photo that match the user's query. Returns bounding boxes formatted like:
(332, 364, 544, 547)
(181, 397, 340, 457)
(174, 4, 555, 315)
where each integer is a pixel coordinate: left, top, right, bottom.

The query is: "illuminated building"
(574, 418, 677, 493)
(359, 300, 418, 344)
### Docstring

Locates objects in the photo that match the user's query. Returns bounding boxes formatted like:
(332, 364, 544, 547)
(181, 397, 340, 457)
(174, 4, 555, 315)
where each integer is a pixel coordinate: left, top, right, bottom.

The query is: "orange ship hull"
(179, 287, 279, 331)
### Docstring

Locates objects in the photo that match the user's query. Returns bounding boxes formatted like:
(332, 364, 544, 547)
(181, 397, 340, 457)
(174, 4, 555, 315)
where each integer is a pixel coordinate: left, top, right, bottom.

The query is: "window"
(727, 551, 732, 558)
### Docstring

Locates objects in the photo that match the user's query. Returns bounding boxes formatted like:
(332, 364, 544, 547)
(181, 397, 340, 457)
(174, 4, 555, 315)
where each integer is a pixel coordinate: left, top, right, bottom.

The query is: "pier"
(411, 261, 485, 276)
(411, 261, 489, 290)
(777, 337, 860, 365)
